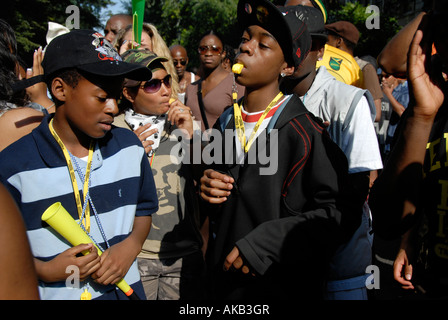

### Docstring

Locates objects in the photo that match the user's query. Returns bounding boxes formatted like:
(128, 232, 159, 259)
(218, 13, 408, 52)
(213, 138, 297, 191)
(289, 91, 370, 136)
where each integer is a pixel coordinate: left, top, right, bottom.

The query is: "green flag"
(132, 0, 145, 47)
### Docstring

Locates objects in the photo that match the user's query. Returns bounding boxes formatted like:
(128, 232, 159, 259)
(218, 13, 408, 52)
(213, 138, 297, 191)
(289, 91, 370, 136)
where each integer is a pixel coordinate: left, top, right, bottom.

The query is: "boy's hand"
(91, 240, 136, 286)
(408, 17, 445, 120)
(223, 247, 255, 276)
(393, 248, 414, 290)
(200, 169, 234, 204)
(92, 216, 151, 286)
(36, 243, 100, 282)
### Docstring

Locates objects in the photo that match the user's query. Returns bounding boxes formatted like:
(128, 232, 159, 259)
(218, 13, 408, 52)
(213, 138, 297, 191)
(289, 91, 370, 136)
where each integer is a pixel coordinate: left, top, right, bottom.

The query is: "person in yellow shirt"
(316, 21, 363, 88)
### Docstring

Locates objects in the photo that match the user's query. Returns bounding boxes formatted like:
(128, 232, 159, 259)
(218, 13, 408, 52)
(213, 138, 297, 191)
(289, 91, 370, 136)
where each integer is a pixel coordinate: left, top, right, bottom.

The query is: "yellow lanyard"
(233, 91, 283, 153)
(49, 119, 95, 232)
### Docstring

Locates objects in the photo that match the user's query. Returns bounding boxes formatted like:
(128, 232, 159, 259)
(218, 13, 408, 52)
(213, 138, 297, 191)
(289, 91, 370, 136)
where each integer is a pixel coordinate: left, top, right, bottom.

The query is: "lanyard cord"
(48, 119, 94, 233)
(233, 91, 283, 153)
(70, 157, 108, 301)
(69, 153, 110, 251)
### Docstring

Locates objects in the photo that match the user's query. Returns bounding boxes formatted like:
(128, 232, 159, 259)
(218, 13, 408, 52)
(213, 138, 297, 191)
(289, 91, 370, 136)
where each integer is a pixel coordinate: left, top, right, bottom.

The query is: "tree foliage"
(121, 0, 240, 69)
(327, 2, 401, 59)
(3, 0, 112, 66)
(3, 0, 404, 71)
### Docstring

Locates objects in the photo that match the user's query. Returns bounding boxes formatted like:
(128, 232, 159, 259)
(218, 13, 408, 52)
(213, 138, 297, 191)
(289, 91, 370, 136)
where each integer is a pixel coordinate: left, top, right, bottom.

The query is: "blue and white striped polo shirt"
(0, 116, 158, 300)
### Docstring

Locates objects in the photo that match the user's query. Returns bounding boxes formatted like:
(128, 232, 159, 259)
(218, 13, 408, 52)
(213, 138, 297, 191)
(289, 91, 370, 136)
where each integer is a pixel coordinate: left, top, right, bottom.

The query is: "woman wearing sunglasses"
(114, 23, 181, 100)
(115, 49, 207, 300)
(185, 31, 245, 131)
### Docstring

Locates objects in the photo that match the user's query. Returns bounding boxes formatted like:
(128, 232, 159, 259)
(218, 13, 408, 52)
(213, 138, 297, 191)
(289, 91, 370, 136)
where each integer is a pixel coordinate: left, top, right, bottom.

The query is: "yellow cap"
(232, 63, 244, 75)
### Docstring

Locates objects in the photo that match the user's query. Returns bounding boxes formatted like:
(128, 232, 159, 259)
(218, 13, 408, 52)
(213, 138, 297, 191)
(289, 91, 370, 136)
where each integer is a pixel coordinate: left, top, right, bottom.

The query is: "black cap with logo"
(12, 29, 152, 94)
(282, 5, 327, 42)
(237, 0, 311, 68)
(42, 29, 152, 80)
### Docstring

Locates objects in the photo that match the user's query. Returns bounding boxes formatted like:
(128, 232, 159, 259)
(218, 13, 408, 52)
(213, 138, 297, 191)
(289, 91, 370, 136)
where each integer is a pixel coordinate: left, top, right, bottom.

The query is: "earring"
(280, 73, 285, 78)
(318, 57, 323, 61)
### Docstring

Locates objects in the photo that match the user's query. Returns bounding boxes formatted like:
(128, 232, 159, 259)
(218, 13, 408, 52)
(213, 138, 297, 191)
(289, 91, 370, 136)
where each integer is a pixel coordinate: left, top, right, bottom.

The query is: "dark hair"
(343, 38, 356, 52)
(0, 19, 17, 55)
(0, 19, 26, 108)
(200, 30, 224, 46)
(311, 36, 327, 51)
(118, 86, 138, 113)
(223, 44, 236, 65)
(46, 68, 83, 106)
(327, 29, 356, 52)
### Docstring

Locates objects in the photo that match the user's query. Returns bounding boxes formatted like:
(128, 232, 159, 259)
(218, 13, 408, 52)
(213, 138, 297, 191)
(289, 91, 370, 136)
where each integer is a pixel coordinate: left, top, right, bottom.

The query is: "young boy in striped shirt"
(0, 30, 158, 300)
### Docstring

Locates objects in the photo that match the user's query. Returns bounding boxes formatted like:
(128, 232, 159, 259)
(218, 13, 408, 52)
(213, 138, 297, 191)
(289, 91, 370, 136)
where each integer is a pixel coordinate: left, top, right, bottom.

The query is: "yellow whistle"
(232, 63, 244, 75)
(80, 289, 92, 300)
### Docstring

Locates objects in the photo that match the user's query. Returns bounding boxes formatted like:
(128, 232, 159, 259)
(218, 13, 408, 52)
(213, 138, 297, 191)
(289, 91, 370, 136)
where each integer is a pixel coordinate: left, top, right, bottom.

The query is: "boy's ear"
(317, 44, 325, 61)
(51, 77, 67, 103)
(281, 64, 295, 77)
(335, 37, 343, 48)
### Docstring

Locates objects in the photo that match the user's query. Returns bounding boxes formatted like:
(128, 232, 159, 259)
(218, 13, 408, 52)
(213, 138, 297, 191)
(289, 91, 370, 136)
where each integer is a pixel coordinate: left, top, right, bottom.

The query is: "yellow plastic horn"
(232, 63, 244, 75)
(41, 202, 136, 298)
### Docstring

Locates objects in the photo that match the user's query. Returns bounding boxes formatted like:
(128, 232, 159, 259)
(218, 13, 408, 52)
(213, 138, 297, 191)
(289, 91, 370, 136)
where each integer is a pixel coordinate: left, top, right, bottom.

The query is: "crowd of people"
(0, 0, 447, 302)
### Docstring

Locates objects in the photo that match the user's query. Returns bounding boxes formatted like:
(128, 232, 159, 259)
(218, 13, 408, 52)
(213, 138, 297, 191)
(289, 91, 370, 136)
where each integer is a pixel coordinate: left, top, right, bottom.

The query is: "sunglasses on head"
(140, 75, 172, 93)
(173, 59, 187, 66)
(198, 45, 222, 55)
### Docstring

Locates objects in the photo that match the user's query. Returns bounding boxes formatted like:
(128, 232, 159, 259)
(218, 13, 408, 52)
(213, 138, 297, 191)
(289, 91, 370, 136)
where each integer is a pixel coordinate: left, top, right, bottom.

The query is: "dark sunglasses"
(173, 59, 187, 66)
(198, 45, 222, 55)
(140, 75, 172, 94)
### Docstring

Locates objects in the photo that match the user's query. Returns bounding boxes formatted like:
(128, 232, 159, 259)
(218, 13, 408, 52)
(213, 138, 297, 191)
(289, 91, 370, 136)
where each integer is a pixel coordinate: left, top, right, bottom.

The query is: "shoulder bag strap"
(197, 80, 210, 130)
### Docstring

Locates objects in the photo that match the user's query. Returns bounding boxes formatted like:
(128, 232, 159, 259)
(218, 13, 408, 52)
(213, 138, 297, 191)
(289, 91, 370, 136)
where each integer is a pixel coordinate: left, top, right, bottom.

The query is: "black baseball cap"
(283, 5, 327, 42)
(12, 30, 152, 94)
(42, 29, 152, 80)
(310, 0, 327, 23)
(237, 0, 311, 68)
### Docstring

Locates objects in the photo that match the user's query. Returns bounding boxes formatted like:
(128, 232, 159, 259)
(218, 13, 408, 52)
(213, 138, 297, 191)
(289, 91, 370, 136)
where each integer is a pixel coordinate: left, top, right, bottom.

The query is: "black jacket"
(205, 95, 362, 299)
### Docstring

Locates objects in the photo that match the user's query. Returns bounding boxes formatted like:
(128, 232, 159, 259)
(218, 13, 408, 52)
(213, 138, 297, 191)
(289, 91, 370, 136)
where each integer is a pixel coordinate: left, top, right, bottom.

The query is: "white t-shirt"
(177, 72, 197, 104)
(234, 95, 288, 164)
(301, 67, 383, 174)
(336, 96, 383, 173)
